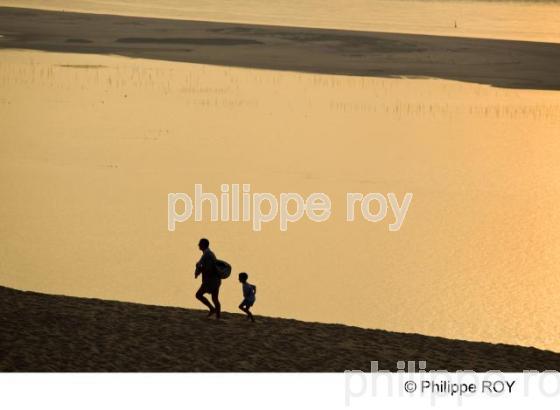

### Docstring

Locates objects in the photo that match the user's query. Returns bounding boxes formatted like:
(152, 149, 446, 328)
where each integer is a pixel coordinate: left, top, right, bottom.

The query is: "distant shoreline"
(1, 6, 560, 90)
(1, 285, 560, 371)
(1, 0, 559, 44)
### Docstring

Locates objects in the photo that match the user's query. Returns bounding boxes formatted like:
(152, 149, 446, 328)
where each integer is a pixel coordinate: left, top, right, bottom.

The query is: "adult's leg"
(196, 285, 215, 316)
(211, 288, 221, 319)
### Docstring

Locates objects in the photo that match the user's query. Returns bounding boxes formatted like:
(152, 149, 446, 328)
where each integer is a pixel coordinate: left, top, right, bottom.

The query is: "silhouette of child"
(238, 272, 256, 322)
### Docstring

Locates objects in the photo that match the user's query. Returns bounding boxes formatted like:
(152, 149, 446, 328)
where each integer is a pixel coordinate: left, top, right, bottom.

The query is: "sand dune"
(1, 7, 560, 90)
(1, 286, 560, 372)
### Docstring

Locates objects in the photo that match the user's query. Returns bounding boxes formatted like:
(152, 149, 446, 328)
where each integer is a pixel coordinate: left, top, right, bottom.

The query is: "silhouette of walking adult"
(194, 238, 221, 319)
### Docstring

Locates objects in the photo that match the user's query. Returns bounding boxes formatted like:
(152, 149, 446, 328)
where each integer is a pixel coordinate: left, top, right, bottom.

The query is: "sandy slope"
(1, 7, 560, 90)
(1, 286, 560, 372)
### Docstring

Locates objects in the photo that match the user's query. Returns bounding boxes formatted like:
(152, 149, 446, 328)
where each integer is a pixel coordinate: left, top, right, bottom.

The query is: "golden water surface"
(1, 48, 560, 351)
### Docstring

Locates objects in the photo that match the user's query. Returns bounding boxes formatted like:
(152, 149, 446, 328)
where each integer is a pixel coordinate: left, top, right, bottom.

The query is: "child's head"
(238, 272, 248, 283)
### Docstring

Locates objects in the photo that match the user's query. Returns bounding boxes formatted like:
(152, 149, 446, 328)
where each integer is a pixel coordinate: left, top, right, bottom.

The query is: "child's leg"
(238, 302, 247, 315)
(238, 302, 255, 322)
(245, 306, 255, 322)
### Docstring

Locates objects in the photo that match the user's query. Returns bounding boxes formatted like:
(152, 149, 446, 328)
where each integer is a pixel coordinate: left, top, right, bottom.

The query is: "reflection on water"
(1, 50, 560, 351)
(1, 0, 560, 43)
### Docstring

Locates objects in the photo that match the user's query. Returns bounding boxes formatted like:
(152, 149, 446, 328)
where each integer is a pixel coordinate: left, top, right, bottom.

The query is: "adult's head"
(198, 238, 210, 251)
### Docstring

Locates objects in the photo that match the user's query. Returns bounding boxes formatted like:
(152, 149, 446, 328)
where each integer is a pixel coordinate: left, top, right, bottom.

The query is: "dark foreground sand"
(1, 286, 560, 372)
(1, 7, 560, 90)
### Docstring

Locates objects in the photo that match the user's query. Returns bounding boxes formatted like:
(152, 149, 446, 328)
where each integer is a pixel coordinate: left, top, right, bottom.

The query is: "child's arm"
(252, 285, 257, 295)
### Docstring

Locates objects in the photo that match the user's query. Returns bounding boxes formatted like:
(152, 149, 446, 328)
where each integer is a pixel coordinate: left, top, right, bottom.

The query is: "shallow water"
(1, 50, 559, 351)
(1, 0, 559, 43)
